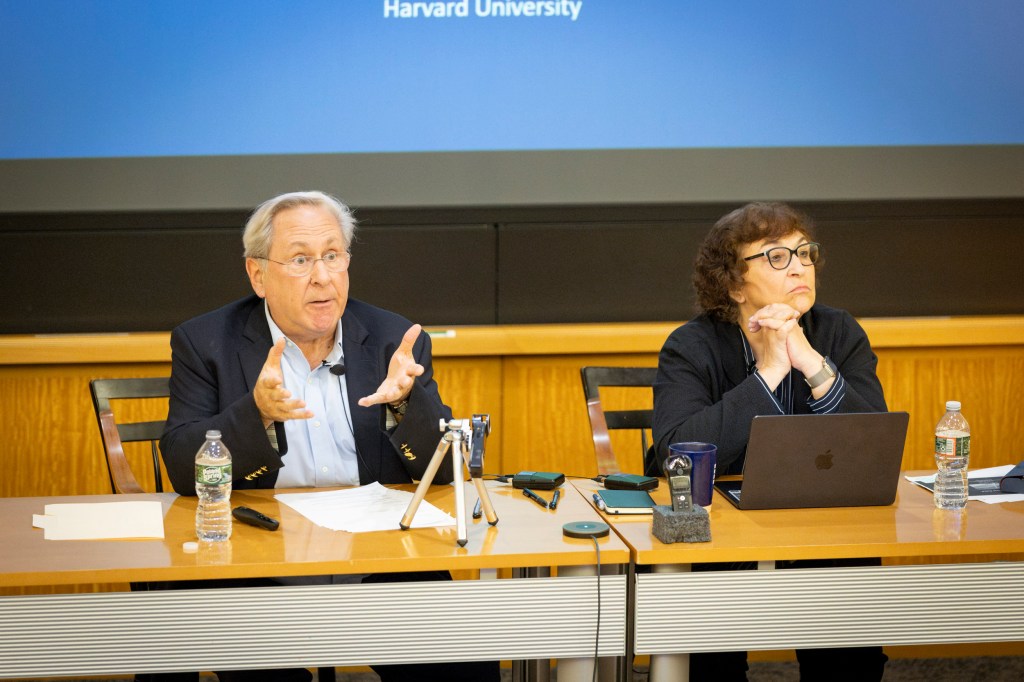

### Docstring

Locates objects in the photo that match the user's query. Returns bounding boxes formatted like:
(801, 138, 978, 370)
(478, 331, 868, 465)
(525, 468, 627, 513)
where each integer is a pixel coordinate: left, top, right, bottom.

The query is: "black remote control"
(232, 506, 280, 531)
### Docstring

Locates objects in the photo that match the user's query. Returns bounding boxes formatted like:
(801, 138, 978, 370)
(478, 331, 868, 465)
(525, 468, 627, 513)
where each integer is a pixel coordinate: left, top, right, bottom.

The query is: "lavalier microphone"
(322, 360, 346, 376)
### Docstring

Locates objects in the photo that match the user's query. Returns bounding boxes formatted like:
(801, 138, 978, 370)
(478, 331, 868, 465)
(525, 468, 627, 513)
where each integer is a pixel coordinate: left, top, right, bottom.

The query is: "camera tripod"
(400, 415, 498, 546)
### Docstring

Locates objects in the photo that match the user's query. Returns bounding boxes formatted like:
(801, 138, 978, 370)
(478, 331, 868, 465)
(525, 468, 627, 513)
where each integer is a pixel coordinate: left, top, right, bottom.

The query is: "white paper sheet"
(32, 501, 165, 540)
(275, 482, 455, 532)
(906, 464, 1024, 504)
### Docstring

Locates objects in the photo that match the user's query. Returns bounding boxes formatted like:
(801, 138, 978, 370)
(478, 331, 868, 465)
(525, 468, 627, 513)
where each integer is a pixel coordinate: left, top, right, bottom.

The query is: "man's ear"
(245, 258, 266, 298)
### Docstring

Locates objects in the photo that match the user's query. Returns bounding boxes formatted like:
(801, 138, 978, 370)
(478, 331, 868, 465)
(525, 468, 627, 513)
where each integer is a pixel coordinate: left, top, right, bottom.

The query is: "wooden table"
(573, 476, 1024, 681)
(0, 481, 630, 681)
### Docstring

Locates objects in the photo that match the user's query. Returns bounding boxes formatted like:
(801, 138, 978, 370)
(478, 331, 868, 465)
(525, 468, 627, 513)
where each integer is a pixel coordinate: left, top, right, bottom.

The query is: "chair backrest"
(580, 366, 658, 475)
(89, 377, 170, 494)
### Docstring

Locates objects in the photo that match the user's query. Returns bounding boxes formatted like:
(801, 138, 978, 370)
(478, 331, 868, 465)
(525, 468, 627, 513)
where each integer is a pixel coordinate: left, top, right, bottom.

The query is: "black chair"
(89, 377, 170, 494)
(580, 366, 658, 476)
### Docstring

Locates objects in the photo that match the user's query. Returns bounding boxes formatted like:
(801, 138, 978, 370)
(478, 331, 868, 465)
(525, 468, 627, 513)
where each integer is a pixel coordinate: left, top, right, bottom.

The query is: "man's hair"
(242, 191, 357, 259)
(693, 202, 819, 322)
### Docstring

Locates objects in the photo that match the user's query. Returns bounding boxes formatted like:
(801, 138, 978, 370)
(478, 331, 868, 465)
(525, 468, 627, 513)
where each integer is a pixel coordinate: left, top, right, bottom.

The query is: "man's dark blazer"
(160, 294, 452, 495)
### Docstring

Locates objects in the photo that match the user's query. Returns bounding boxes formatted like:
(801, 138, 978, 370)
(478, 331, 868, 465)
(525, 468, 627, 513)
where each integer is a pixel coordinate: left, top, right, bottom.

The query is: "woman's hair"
(242, 190, 356, 259)
(692, 202, 818, 322)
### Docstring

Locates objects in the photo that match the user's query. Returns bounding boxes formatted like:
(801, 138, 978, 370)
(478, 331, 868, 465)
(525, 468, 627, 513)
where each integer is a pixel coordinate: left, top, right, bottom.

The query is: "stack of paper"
(906, 464, 1024, 504)
(276, 482, 454, 532)
(32, 501, 165, 540)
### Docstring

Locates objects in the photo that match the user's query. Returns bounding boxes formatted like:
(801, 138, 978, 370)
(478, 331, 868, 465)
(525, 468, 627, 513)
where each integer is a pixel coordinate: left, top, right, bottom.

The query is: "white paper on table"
(275, 481, 455, 532)
(906, 464, 1024, 504)
(32, 501, 165, 540)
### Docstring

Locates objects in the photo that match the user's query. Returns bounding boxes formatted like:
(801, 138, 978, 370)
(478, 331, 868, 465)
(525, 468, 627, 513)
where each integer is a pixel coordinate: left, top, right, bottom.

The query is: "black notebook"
(714, 411, 909, 510)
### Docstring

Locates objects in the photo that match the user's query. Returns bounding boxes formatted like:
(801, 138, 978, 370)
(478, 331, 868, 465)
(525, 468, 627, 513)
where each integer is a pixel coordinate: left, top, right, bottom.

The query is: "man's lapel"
(240, 300, 272, 390)
(342, 308, 384, 480)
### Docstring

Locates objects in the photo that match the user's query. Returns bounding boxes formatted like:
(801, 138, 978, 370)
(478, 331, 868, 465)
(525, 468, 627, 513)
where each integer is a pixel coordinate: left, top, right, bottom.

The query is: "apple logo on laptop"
(815, 450, 834, 470)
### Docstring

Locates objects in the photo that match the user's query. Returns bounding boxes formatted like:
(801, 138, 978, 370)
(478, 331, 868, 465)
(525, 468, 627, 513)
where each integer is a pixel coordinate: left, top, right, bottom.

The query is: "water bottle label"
(935, 435, 971, 457)
(196, 463, 232, 485)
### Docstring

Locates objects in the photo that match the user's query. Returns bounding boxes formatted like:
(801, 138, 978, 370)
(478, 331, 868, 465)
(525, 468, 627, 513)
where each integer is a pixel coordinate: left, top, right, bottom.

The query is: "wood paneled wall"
(2, 317, 1022, 498)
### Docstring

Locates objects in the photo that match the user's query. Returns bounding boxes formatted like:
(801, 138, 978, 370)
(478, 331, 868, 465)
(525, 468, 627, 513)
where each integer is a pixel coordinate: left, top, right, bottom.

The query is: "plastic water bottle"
(933, 401, 970, 510)
(195, 430, 232, 541)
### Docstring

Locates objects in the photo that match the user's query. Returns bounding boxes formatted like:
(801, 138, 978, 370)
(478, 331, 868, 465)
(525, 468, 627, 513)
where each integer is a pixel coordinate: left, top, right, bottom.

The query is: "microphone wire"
(591, 535, 601, 682)
(331, 369, 376, 482)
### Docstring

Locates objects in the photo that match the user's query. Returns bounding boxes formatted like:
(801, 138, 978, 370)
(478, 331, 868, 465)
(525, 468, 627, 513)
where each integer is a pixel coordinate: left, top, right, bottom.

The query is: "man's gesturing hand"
(254, 338, 313, 427)
(358, 324, 425, 408)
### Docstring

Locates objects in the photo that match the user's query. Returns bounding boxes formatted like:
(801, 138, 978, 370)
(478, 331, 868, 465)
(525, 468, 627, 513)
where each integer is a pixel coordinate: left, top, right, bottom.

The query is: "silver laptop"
(714, 412, 909, 510)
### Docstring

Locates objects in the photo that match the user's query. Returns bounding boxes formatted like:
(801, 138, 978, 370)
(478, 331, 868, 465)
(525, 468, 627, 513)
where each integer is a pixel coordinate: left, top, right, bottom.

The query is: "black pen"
(472, 498, 482, 519)
(522, 488, 550, 509)
(592, 492, 606, 511)
(549, 489, 561, 510)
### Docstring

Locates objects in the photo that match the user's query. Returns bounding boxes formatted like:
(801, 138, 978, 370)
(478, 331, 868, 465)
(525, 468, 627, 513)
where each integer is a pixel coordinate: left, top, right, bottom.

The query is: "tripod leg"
(454, 441, 468, 547)
(400, 438, 450, 530)
(471, 475, 498, 526)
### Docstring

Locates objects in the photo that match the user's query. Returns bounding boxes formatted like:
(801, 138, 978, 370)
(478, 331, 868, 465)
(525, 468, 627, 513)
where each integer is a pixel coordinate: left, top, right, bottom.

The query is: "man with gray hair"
(158, 191, 497, 682)
(162, 190, 452, 494)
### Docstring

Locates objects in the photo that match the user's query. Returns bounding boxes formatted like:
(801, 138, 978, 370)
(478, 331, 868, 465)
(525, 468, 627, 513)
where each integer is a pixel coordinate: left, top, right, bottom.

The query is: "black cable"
(332, 372, 375, 481)
(591, 535, 601, 682)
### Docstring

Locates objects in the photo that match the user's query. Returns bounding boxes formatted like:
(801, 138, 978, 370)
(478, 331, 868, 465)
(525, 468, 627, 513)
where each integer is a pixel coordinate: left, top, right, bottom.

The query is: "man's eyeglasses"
(743, 242, 820, 270)
(259, 251, 351, 277)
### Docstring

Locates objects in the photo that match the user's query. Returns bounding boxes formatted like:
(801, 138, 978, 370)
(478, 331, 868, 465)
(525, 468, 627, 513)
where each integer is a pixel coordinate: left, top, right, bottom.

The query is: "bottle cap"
(182, 541, 199, 553)
(205, 430, 222, 439)
(945, 401, 961, 411)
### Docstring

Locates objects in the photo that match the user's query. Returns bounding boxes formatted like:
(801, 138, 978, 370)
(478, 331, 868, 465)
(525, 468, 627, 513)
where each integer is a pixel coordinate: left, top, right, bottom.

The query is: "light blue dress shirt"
(264, 305, 360, 488)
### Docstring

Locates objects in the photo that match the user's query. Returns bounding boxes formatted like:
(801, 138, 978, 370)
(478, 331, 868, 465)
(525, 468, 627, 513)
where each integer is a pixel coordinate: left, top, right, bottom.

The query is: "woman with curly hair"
(652, 202, 889, 681)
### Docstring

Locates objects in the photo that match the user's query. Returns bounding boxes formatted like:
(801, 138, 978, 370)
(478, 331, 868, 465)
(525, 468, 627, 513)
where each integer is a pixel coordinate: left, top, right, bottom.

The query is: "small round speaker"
(562, 520, 610, 539)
